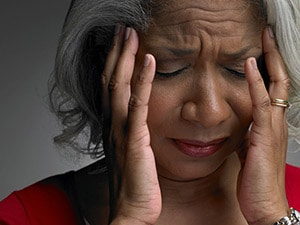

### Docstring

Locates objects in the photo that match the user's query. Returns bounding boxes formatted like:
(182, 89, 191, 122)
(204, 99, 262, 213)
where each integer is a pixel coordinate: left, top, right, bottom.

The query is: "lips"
(174, 138, 227, 158)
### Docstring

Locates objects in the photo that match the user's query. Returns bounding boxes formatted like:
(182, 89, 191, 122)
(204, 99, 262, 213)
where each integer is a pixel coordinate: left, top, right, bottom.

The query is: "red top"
(0, 182, 79, 225)
(1, 164, 300, 225)
(285, 164, 300, 209)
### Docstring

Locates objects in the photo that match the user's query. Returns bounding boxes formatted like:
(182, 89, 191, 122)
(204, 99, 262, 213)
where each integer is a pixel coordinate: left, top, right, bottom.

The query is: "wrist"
(273, 208, 300, 225)
(247, 202, 290, 225)
(248, 207, 300, 225)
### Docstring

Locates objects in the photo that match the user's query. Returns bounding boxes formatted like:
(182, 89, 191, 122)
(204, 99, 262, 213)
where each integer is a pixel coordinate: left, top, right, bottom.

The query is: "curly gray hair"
(264, 0, 300, 147)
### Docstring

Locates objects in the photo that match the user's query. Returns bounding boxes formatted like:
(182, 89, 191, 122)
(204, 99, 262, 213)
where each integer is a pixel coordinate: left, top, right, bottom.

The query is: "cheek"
(229, 84, 253, 128)
(147, 84, 176, 125)
(147, 80, 186, 137)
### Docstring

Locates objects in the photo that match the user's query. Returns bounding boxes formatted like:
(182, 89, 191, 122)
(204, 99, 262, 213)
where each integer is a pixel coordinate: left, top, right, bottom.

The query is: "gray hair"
(50, 0, 300, 158)
(263, 0, 300, 149)
(50, 0, 153, 158)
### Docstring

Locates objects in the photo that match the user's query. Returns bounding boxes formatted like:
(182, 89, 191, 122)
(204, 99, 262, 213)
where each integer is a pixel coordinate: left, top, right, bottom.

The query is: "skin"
(72, 0, 290, 224)
(138, 1, 259, 181)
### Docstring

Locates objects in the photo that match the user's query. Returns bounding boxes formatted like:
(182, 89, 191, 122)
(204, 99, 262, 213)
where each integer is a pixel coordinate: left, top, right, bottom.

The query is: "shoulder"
(0, 159, 110, 225)
(286, 164, 300, 209)
(0, 172, 80, 225)
(0, 192, 31, 225)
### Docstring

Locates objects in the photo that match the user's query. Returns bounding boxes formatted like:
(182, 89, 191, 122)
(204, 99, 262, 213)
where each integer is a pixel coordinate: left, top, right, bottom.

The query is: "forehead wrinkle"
(142, 20, 254, 60)
(141, 32, 201, 58)
(156, 2, 251, 26)
(154, 7, 256, 39)
(152, 21, 251, 48)
(143, 1, 263, 61)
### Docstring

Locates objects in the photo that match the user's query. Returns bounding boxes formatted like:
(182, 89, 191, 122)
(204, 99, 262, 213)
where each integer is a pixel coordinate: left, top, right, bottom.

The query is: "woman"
(1, 0, 300, 224)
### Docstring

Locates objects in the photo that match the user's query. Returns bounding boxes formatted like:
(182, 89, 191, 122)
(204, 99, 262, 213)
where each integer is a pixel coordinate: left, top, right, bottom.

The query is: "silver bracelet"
(273, 208, 300, 225)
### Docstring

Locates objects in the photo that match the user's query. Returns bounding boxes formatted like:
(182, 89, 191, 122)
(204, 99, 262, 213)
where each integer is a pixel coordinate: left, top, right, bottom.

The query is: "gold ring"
(270, 98, 290, 108)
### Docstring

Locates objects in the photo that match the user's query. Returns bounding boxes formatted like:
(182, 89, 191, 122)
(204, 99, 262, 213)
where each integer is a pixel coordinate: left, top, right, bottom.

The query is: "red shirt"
(0, 182, 79, 225)
(1, 165, 300, 225)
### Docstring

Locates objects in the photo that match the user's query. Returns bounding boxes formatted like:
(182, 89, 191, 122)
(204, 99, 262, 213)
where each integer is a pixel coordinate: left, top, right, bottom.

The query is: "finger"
(102, 24, 125, 117)
(120, 54, 158, 218)
(127, 54, 156, 150)
(110, 27, 139, 129)
(263, 27, 290, 113)
(262, 27, 289, 177)
(245, 57, 272, 134)
(263, 27, 289, 149)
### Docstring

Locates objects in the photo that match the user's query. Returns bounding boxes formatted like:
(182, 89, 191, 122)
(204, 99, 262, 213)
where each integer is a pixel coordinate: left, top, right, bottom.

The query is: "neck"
(156, 153, 244, 225)
(156, 154, 247, 225)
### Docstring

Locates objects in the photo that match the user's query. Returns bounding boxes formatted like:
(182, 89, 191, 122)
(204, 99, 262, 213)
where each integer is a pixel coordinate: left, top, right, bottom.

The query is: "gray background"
(0, 0, 94, 200)
(0, 1, 300, 201)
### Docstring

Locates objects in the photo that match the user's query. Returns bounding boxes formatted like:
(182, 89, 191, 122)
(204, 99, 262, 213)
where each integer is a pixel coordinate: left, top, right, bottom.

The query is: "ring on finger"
(270, 98, 290, 108)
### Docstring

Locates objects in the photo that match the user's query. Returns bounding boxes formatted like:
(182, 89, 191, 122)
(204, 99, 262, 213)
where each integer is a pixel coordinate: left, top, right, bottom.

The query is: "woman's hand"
(101, 25, 161, 225)
(237, 27, 290, 225)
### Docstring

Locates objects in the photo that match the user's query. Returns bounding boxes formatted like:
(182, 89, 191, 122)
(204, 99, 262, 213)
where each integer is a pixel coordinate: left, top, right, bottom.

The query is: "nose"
(181, 74, 231, 128)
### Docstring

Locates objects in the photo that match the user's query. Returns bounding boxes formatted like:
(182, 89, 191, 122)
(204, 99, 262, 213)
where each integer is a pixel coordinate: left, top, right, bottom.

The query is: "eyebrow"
(222, 45, 261, 60)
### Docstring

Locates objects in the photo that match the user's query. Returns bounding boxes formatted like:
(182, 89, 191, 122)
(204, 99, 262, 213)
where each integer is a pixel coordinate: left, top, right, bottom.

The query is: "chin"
(156, 155, 235, 182)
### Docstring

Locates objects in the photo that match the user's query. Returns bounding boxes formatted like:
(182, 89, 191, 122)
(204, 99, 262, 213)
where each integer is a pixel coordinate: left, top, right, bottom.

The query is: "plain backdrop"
(0, 0, 94, 200)
(0, 1, 300, 201)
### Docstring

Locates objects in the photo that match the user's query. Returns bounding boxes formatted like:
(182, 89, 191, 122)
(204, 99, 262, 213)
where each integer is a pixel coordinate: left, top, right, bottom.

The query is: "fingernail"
(268, 26, 274, 38)
(125, 27, 131, 40)
(144, 54, 150, 67)
(114, 24, 121, 35)
(250, 57, 258, 70)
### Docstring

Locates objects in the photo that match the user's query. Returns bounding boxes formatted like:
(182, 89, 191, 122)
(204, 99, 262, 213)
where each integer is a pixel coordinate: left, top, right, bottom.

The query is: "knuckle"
(108, 78, 120, 92)
(101, 73, 109, 86)
(282, 76, 291, 91)
(256, 95, 271, 112)
(110, 41, 117, 51)
(271, 72, 290, 90)
(136, 73, 146, 85)
(128, 95, 144, 112)
(253, 76, 265, 87)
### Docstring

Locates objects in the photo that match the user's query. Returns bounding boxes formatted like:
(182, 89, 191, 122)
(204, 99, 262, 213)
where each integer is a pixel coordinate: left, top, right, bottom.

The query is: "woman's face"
(135, 0, 264, 181)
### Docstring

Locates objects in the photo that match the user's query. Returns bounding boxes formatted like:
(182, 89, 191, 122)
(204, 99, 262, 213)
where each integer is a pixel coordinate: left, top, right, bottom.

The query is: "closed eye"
(224, 67, 245, 78)
(155, 66, 189, 79)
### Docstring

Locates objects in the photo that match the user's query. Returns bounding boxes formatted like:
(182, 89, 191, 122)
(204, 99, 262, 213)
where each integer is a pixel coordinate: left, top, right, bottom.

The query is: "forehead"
(150, 0, 260, 34)
(152, 0, 257, 21)
(141, 0, 263, 55)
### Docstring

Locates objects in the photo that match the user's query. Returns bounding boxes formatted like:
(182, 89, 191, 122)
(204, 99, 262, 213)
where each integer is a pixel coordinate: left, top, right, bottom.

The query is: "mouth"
(173, 138, 227, 158)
